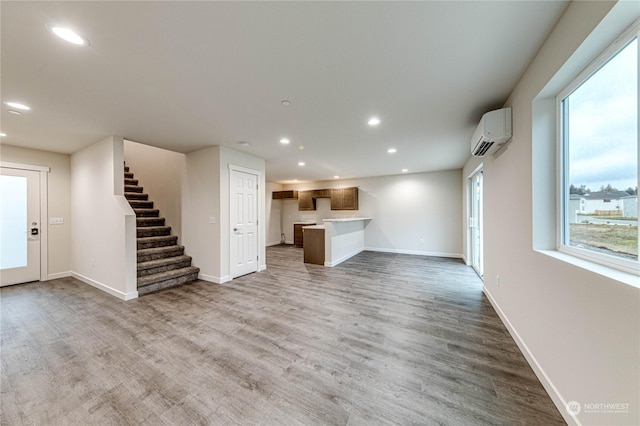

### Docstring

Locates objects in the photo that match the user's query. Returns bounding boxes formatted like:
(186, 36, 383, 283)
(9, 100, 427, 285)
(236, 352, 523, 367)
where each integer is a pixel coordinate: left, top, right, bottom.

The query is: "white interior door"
(1, 167, 41, 286)
(469, 169, 483, 278)
(230, 169, 258, 279)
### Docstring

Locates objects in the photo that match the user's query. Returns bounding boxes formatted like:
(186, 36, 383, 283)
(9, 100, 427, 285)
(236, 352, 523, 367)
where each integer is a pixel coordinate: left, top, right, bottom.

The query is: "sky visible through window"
(566, 38, 637, 192)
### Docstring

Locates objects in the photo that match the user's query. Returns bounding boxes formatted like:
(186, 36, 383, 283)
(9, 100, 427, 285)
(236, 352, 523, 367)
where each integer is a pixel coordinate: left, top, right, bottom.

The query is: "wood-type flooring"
(0, 245, 565, 425)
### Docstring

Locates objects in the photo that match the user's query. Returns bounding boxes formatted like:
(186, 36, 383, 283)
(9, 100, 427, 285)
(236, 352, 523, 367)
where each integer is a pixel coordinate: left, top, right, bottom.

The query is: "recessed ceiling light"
(0, 133, 6, 137)
(387, 148, 397, 154)
(402, 169, 409, 173)
(237, 141, 251, 147)
(299, 145, 304, 150)
(298, 161, 306, 166)
(48, 25, 90, 46)
(368, 117, 381, 126)
(280, 138, 290, 144)
(8, 110, 22, 115)
(281, 100, 292, 106)
(4, 101, 30, 110)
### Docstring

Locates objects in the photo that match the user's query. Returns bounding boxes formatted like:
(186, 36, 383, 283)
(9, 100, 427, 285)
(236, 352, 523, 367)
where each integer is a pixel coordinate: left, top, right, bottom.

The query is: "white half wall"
(276, 169, 462, 258)
(0, 144, 71, 278)
(466, 2, 639, 425)
(124, 140, 186, 241)
(71, 136, 137, 300)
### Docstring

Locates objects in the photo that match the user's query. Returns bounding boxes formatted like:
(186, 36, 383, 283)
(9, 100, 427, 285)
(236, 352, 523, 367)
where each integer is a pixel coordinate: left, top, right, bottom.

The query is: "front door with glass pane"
(1, 167, 40, 286)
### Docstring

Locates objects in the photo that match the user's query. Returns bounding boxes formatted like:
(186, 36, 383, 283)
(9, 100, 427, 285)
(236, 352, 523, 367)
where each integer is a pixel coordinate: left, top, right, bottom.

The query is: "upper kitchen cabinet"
(272, 190, 298, 200)
(331, 187, 359, 210)
(311, 189, 331, 199)
(298, 191, 316, 211)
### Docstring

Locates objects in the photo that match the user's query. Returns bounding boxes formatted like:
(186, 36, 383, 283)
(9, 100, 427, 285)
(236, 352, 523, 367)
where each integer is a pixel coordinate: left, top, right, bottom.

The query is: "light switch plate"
(49, 217, 64, 225)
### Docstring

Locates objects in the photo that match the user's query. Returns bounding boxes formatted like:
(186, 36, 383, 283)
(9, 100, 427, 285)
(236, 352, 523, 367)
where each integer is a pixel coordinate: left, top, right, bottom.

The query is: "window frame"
(556, 20, 639, 276)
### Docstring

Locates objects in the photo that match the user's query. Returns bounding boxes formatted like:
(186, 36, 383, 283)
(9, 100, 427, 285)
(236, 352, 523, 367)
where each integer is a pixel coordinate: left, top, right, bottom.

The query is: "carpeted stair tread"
(137, 235, 177, 249)
(134, 209, 160, 217)
(137, 226, 171, 238)
(125, 185, 143, 193)
(137, 255, 193, 277)
(124, 172, 134, 179)
(124, 166, 130, 172)
(137, 245, 185, 262)
(125, 192, 149, 200)
(137, 266, 200, 288)
(125, 178, 139, 186)
(137, 271, 199, 296)
(136, 217, 165, 227)
(129, 200, 154, 209)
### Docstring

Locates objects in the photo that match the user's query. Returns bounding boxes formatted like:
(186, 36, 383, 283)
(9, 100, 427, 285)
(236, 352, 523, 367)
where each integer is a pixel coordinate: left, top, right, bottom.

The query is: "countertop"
(323, 217, 372, 222)
(293, 221, 317, 224)
(302, 225, 325, 230)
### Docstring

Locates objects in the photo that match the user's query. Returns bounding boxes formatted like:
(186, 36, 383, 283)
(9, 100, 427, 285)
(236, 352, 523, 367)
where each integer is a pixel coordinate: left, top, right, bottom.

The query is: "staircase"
(124, 164, 199, 295)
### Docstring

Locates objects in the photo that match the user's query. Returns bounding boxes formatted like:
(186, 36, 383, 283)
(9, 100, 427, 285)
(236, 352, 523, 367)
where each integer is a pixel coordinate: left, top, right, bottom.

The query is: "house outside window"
(559, 21, 639, 274)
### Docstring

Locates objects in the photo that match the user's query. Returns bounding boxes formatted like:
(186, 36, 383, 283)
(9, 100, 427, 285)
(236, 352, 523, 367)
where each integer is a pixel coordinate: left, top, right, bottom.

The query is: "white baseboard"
(482, 285, 577, 426)
(47, 271, 71, 280)
(198, 273, 231, 284)
(364, 247, 464, 259)
(324, 248, 364, 267)
(71, 272, 138, 301)
(259, 264, 267, 272)
(285, 240, 294, 245)
(266, 241, 281, 247)
(461, 253, 468, 265)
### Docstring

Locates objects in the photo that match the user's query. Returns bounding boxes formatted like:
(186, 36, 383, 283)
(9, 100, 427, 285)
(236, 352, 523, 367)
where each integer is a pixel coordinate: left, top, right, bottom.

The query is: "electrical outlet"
(420, 238, 424, 243)
(496, 274, 501, 287)
(208, 217, 216, 224)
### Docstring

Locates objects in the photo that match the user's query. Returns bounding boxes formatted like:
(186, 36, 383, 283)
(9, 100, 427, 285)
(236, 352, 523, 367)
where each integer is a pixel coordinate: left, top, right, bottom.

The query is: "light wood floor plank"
(0, 245, 564, 425)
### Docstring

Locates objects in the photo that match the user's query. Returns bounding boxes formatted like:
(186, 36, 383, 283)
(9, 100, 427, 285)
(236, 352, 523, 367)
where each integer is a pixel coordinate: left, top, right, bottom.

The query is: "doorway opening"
(469, 166, 483, 278)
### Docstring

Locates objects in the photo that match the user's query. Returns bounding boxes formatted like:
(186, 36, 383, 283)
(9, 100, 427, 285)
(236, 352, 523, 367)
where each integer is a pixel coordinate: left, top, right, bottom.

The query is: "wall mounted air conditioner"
(471, 107, 512, 157)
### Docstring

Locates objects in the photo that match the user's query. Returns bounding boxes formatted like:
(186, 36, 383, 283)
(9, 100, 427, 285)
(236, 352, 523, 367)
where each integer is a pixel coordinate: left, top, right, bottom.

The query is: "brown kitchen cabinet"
(303, 227, 325, 265)
(311, 189, 331, 198)
(331, 187, 359, 210)
(294, 223, 316, 247)
(298, 191, 316, 211)
(272, 190, 298, 200)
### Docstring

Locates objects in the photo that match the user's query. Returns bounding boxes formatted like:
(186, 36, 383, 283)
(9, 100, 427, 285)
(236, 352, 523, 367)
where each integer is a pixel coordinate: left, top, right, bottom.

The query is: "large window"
(559, 23, 638, 274)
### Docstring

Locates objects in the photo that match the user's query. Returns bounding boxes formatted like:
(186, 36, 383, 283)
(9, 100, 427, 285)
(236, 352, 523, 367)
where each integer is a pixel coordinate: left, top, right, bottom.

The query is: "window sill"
(535, 249, 639, 289)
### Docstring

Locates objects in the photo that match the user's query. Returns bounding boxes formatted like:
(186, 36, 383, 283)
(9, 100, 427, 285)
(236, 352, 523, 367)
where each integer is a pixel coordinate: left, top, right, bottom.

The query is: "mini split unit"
(471, 107, 513, 157)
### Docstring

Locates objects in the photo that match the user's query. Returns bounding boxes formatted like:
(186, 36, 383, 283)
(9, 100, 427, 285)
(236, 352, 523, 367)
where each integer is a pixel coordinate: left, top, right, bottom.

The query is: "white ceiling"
(1, 1, 569, 183)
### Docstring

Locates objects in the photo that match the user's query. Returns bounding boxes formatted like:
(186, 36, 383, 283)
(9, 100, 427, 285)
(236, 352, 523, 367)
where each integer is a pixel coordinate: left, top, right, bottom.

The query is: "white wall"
(0, 144, 71, 278)
(70, 136, 137, 300)
(466, 1, 639, 425)
(266, 182, 283, 246)
(183, 145, 266, 283)
(124, 140, 186, 240)
(183, 146, 221, 282)
(219, 146, 266, 276)
(273, 169, 462, 258)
